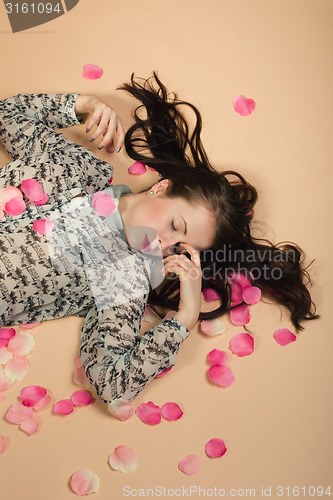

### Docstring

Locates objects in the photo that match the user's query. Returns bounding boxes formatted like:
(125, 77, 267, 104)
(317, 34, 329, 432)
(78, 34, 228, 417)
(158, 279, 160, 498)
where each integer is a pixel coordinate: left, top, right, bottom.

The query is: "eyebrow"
(180, 216, 187, 235)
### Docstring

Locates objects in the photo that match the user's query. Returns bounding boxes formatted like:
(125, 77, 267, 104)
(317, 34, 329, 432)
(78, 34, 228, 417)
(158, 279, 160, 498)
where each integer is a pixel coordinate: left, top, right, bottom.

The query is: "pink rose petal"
(161, 402, 183, 421)
(228, 272, 252, 288)
(21, 179, 45, 202)
(0, 435, 8, 455)
(203, 288, 220, 302)
(70, 469, 100, 495)
(200, 318, 226, 336)
(178, 454, 201, 476)
(207, 349, 228, 365)
(92, 193, 117, 217)
(53, 399, 74, 415)
(128, 162, 147, 175)
(142, 233, 152, 252)
(205, 438, 227, 458)
(0, 368, 14, 391)
(230, 303, 250, 326)
(0, 186, 23, 209)
(243, 286, 261, 305)
(232, 95, 256, 116)
(6, 403, 33, 424)
(229, 333, 254, 357)
(7, 332, 35, 356)
(33, 394, 51, 411)
(108, 445, 138, 473)
(135, 401, 162, 425)
(163, 310, 176, 319)
(231, 283, 243, 305)
(273, 328, 297, 346)
(33, 193, 49, 206)
(74, 366, 91, 388)
(33, 218, 55, 235)
(208, 364, 235, 387)
(0, 327, 16, 348)
(5, 197, 26, 215)
(19, 322, 40, 329)
(83, 64, 104, 80)
(19, 385, 47, 407)
(71, 390, 94, 406)
(143, 305, 158, 323)
(108, 398, 134, 421)
(154, 367, 172, 378)
(148, 166, 156, 172)
(0, 346, 13, 365)
(108, 176, 113, 184)
(75, 354, 83, 368)
(19, 413, 40, 435)
(4, 355, 30, 380)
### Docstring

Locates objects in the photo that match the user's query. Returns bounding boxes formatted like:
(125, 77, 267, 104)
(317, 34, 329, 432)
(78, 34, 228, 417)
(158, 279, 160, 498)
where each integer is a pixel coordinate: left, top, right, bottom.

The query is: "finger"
(178, 243, 201, 266)
(97, 113, 118, 149)
(115, 119, 126, 151)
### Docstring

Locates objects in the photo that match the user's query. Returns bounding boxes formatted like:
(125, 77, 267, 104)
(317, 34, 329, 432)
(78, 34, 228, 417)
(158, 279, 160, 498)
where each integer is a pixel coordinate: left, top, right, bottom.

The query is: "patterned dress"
(0, 93, 190, 403)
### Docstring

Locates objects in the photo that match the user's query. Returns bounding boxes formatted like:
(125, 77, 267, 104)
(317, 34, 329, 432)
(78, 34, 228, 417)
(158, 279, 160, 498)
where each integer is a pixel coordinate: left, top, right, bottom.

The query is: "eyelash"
(171, 219, 176, 231)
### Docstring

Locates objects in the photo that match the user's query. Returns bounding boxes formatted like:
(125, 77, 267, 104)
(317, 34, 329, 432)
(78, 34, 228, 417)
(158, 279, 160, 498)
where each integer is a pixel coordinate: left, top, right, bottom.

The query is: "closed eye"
(171, 219, 176, 231)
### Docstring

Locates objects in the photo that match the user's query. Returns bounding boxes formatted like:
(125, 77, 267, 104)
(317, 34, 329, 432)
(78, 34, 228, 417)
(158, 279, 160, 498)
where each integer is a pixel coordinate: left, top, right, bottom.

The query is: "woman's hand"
(162, 243, 202, 331)
(74, 94, 125, 154)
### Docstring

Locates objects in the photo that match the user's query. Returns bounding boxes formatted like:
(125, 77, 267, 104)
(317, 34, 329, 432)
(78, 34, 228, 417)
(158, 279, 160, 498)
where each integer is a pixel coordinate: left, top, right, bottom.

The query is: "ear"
(151, 179, 171, 195)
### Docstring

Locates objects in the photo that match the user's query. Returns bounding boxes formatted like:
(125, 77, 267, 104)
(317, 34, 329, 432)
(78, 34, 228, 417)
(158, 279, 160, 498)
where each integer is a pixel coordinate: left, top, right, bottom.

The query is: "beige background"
(0, 1, 332, 498)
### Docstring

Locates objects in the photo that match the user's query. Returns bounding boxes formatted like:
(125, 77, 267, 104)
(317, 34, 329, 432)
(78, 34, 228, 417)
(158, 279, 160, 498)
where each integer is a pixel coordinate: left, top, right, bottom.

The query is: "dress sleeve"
(79, 297, 190, 403)
(0, 93, 84, 160)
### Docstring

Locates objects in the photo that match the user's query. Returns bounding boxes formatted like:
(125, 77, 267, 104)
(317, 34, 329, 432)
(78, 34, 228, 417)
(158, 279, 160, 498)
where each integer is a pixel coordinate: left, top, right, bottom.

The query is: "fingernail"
(98, 146, 104, 150)
(116, 146, 121, 153)
(86, 127, 90, 133)
(89, 138, 95, 143)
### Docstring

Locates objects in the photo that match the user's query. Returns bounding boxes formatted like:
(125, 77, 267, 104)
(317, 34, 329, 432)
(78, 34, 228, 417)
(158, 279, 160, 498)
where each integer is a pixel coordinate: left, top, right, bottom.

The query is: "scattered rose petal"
(21, 179, 45, 202)
(207, 349, 228, 365)
(33, 395, 51, 411)
(148, 166, 156, 172)
(108, 398, 134, 421)
(53, 399, 74, 415)
(0, 435, 8, 454)
(6, 403, 33, 424)
(178, 454, 201, 476)
(19, 322, 40, 329)
(230, 303, 250, 326)
(20, 413, 40, 435)
(7, 332, 35, 356)
(128, 162, 147, 175)
(154, 367, 172, 378)
(75, 354, 83, 368)
(229, 333, 254, 357)
(108, 176, 113, 184)
(0, 346, 13, 365)
(92, 193, 117, 217)
(142, 233, 152, 252)
(143, 305, 158, 323)
(273, 328, 296, 346)
(4, 356, 30, 380)
(231, 283, 243, 305)
(33, 193, 49, 206)
(209, 364, 235, 387)
(243, 286, 261, 305)
(161, 402, 183, 421)
(109, 445, 138, 474)
(71, 390, 94, 406)
(0, 327, 16, 348)
(232, 95, 256, 116)
(228, 272, 252, 288)
(0, 368, 14, 391)
(203, 288, 220, 302)
(0, 208, 4, 219)
(163, 310, 176, 319)
(5, 197, 26, 216)
(0, 187, 23, 212)
(200, 318, 226, 336)
(33, 218, 55, 235)
(70, 469, 100, 496)
(205, 438, 227, 458)
(19, 385, 47, 407)
(83, 63, 104, 80)
(74, 366, 91, 388)
(135, 401, 161, 425)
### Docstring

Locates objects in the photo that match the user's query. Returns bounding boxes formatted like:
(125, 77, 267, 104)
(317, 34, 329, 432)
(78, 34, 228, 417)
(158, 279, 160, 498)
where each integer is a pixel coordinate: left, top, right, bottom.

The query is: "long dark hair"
(117, 72, 319, 331)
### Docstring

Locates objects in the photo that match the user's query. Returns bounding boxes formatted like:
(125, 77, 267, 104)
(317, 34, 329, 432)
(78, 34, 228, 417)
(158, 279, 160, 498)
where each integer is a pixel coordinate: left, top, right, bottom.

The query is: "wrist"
(174, 310, 198, 331)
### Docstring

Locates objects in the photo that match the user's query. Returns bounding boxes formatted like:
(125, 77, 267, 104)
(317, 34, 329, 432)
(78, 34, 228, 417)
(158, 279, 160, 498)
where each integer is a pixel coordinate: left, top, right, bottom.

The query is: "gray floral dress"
(0, 92, 190, 403)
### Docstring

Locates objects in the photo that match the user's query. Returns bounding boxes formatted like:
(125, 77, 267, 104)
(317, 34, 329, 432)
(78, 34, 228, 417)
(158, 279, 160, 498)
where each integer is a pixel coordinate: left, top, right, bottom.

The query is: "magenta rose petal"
(207, 349, 228, 366)
(230, 304, 250, 326)
(19, 413, 40, 435)
(108, 445, 138, 473)
(19, 322, 40, 329)
(19, 385, 47, 407)
(208, 364, 235, 387)
(243, 286, 261, 304)
(7, 332, 35, 356)
(70, 390, 94, 407)
(53, 399, 74, 415)
(108, 398, 134, 421)
(148, 166, 156, 172)
(82, 63, 104, 80)
(155, 367, 172, 378)
(229, 333, 254, 357)
(108, 176, 113, 184)
(200, 318, 226, 336)
(5, 197, 26, 216)
(70, 469, 100, 495)
(0, 327, 16, 348)
(205, 438, 227, 458)
(93, 193, 117, 217)
(161, 402, 183, 421)
(33, 395, 51, 411)
(228, 272, 252, 288)
(273, 328, 296, 346)
(128, 162, 147, 175)
(34, 193, 49, 206)
(6, 403, 34, 424)
(231, 283, 243, 304)
(21, 179, 44, 201)
(33, 218, 55, 235)
(178, 454, 201, 476)
(203, 288, 220, 302)
(232, 95, 256, 116)
(135, 401, 162, 425)
(4, 356, 30, 380)
(0, 435, 8, 455)
(0, 368, 14, 391)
